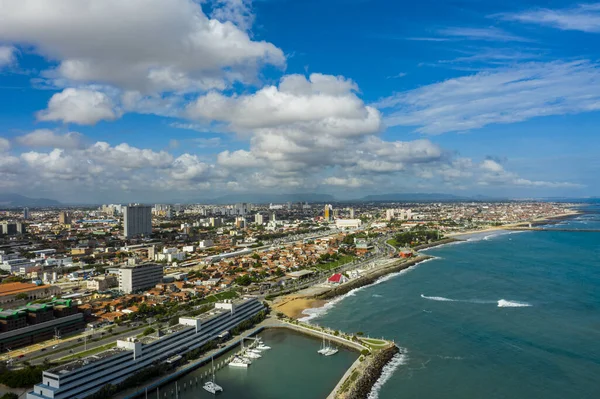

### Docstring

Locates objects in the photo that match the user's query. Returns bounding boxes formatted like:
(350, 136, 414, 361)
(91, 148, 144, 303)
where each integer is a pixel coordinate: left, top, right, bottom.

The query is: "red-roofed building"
(327, 273, 348, 285)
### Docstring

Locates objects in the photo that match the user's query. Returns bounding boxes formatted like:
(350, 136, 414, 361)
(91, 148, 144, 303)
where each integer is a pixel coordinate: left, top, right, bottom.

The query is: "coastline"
(445, 210, 583, 239)
(273, 255, 433, 320)
(276, 209, 583, 322)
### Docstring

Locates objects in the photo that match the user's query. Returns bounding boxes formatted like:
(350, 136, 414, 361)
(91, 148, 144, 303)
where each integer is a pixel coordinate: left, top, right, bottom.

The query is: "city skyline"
(1, 0, 600, 203)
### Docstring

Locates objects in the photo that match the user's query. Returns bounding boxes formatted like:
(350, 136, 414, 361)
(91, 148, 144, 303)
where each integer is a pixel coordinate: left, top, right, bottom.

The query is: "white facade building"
(118, 263, 163, 294)
(335, 219, 362, 229)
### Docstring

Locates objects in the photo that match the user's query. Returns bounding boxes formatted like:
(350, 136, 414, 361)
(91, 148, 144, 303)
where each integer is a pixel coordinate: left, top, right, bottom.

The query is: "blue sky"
(0, 0, 599, 203)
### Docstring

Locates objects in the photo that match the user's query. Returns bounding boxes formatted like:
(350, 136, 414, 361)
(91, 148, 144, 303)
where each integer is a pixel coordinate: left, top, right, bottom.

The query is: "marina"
(139, 329, 358, 399)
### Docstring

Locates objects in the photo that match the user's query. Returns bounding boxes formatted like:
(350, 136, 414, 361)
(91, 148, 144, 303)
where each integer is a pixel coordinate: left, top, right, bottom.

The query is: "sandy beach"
(446, 210, 582, 238)
(273, 295, 327, 319)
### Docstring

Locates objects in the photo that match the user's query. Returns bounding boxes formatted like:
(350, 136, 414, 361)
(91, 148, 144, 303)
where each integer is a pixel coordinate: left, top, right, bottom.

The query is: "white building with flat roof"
(118, 263, 163, 294)
(27, 298, 264, 399)
(335, 219, 362, 229)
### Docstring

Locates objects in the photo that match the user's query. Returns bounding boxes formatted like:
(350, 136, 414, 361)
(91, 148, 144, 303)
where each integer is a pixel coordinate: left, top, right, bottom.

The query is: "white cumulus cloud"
(17, 129, 84, 149)
(0, 0, 284, 93)
(37, 88, 120, 125)
(0, 45, 15, 67)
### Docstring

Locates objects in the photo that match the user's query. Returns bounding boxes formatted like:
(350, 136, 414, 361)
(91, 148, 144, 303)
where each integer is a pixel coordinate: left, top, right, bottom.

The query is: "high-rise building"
(235, 217, 246, 229)
(333, 209, 340, 218)
(0, 222, 26, 236)
(118, 263, 163, 294)
(58, 211, 72, 225)
(209, 217, 222, 228)
(254, 213, 264, 225)
(269, 212, 276, 222)
(123, 204, 152, 239)
(23, 208, 29, 220)
(324, 204, 333, 221)
(349, 208, 355, 219)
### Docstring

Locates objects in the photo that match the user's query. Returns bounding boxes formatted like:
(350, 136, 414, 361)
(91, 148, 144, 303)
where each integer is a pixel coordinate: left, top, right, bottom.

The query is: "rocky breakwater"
(336, 344, 401, 399)
(314, 255, 432, 301)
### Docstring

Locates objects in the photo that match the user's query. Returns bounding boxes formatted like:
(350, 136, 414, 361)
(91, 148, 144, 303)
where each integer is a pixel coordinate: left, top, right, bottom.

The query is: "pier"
(119, 316, 397, 399)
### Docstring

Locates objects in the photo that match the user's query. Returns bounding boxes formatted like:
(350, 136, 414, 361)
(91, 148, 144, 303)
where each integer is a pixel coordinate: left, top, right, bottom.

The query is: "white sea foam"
(298, 257, 438, 322)
(420, 294, 456, 302)
(372, 294, 383, 298)
(497, 299, 532, 308)
(367, 351, 409, 399)
(422, 295, 529, 307)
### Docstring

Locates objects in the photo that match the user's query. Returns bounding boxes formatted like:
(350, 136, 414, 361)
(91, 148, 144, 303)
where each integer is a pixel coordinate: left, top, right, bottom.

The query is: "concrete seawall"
(314, 255, 432, 301)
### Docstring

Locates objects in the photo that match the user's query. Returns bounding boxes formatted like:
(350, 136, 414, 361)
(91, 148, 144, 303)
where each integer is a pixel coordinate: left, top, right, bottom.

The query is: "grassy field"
(197, 290, 238, 305)
(386, 238, 400, 248)
(360, 337, 390, 350)
(314, 255, 355, 271)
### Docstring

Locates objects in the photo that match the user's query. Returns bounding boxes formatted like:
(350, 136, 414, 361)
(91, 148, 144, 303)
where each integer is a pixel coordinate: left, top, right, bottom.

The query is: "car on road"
(40, 348, 46, 352)
(52, 345, 58, 349)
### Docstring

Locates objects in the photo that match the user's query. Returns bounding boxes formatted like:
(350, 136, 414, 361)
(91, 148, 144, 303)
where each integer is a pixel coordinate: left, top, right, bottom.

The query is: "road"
(4, 232, 392, 367)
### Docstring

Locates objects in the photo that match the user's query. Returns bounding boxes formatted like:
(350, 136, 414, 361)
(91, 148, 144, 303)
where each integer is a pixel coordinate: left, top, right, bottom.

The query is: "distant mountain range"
(357, 193, 472, 202)
(0, 194, 62, 207)
(0, 192, 524, 207)
(203, 193, 337, 204)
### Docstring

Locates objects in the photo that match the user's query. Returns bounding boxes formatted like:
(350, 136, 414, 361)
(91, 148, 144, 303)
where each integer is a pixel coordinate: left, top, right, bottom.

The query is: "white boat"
(244, 351, 261, 359)
(317, 336, 330, 354)
(323, 347, 339, 356)
(318, 337, 338, 356)
(256, 344, 271, 351)
(248, 349, 263, 355)
(203, 381, 223, 394)
(228, 356, 251, 368)
(203, 357, 223, 394)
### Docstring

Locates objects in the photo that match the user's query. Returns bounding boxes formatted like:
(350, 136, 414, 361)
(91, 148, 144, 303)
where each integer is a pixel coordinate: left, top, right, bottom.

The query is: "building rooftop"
(0, 282, 42, 297)
(48, 347, 129, 375)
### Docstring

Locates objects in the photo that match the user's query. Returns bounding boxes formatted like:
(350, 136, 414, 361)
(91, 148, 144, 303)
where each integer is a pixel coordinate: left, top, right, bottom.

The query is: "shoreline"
(273, 255, 433, 320)
(275, 209, 583, 322)
(445, 210, 583, 239)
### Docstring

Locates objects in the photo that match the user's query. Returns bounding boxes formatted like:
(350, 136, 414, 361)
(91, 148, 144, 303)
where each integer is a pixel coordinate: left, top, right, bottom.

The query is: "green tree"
(142, 327, 156, 336)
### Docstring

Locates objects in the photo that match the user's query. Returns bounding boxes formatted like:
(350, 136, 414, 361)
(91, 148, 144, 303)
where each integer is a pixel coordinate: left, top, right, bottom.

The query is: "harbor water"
(307, 204, 600, 398)
(146, 328, 357, 399)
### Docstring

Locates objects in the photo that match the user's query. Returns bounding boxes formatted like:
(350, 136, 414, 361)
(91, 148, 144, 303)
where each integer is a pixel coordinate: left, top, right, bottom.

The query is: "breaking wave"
(367, 350, 409, 399)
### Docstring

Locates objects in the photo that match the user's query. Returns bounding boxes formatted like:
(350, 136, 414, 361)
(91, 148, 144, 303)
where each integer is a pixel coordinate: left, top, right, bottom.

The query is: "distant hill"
(205, 193, 337, 204)
(357, 193, 473, 202)
(0, 193, 61, 207)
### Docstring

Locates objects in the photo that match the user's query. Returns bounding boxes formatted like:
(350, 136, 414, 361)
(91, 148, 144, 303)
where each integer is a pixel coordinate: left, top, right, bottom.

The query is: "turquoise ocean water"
(305, 204, 600, 398)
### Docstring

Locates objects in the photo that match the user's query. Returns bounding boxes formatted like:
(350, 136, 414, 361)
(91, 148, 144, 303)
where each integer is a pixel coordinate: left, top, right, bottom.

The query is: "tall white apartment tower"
(123, 204, 152, 238)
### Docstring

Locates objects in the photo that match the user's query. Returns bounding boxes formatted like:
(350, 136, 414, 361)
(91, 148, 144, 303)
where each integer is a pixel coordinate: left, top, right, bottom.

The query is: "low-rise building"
(0, 282, 61, 306)
(87, 275, 118, 291)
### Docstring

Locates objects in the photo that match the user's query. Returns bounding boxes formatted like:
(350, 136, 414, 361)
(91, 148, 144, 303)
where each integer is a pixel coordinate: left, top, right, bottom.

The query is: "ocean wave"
(367, 350, 409, 399)
(298, 257, 438, 322)
(372, 294, 383, 298)
(497, 299, 531, 308)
